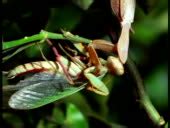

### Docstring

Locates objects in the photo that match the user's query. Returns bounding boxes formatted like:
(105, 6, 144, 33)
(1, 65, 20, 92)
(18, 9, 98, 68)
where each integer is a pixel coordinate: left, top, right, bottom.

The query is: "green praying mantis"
(4, 33, 125, 109)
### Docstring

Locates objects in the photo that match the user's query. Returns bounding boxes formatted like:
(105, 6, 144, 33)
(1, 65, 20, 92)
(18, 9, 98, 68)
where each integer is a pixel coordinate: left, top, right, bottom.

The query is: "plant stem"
(126, 58, 165, 127)
(3, 43, 35, 62)
(3, 30, 92, 50)
(3, 32, 45, 50)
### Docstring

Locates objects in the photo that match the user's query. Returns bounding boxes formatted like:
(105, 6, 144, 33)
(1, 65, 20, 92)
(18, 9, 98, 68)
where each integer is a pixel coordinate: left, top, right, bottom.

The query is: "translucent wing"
(117, 23, 130, 64)
(8, 72, 86, 110)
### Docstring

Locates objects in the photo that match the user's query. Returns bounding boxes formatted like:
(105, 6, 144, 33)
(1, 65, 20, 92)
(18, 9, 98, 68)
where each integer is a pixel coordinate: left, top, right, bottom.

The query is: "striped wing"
(8, 72, 85, 110)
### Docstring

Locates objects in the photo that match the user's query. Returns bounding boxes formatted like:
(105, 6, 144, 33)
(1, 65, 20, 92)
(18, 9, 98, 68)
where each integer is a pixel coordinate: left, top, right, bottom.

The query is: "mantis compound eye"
(107, 56, 124, 76)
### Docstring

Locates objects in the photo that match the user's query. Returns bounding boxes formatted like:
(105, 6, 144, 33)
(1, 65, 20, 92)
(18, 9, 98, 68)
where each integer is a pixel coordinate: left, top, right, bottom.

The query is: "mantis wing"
(117, 23, 130, 64)
(110, 0, 136, 63)
(8, 72, 85, 110)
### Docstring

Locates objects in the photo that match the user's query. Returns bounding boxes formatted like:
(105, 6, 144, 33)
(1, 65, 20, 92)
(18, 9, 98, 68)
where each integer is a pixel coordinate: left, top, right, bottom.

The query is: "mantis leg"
(86, 44, 102, 74)
(84, 66, 109, 96)
(88, 40, 124, 76)
(91, 39, 117, 53)
(46, 39, 74, 84)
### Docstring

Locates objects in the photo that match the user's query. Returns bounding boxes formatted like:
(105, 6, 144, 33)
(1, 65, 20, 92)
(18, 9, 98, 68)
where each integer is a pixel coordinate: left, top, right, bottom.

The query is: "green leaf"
(64, 103, 89, 128)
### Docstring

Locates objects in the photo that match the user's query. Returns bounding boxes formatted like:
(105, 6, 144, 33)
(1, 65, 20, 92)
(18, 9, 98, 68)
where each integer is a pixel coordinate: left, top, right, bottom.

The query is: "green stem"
(3, 30, 92, 50)
(3, 32, 45, 50)
(127, 58, 165, 127)
(3, 43, 35, 62)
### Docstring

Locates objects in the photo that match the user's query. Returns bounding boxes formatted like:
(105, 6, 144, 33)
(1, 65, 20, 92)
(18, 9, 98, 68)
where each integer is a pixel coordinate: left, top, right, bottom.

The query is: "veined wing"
(8, 72, 86, 110)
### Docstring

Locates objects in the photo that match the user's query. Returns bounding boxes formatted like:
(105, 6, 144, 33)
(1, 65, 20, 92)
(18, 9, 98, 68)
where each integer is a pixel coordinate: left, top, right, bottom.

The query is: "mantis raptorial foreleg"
(87, 39, 124, 76)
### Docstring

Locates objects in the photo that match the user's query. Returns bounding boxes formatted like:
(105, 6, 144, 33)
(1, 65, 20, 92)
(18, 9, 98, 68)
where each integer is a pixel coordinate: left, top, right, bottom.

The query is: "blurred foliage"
(2, 0, 168, 128)
(165, 122, 168, 128)
(64, 103, 89, 128)
(36, 103, 88, 128)
(145, 64, 168, 111)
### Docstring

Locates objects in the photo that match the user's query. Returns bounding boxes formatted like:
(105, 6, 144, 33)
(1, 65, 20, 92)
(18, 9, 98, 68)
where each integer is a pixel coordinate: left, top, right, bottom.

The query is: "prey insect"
(7, 72, 86, 110)
(4, 40, 110, 110)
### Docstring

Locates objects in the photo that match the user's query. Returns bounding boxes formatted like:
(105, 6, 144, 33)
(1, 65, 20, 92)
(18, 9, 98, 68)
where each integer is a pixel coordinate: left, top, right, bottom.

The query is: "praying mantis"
(4, 33, 124, 109)
(4, 0, 137, 109)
